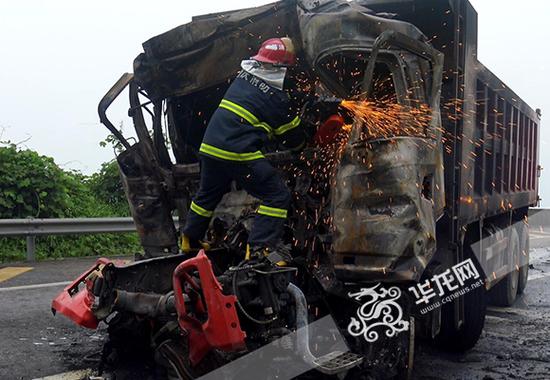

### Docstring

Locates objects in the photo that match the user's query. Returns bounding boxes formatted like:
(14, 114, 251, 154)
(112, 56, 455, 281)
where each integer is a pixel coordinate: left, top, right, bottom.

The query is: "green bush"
(0, 234, 141, 262)
(86, 160, 130, 216)
(0, 143, 141, 262)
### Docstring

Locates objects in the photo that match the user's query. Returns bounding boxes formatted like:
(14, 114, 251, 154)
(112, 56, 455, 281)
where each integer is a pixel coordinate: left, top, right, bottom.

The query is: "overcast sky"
(1, 0, 549, 202)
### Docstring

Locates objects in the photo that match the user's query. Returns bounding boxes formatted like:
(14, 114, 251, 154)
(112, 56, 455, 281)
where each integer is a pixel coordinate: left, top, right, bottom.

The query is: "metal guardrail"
(0, 217, 152, 262)
(0, 217, 140, 237)
(3, 210, 548, 262)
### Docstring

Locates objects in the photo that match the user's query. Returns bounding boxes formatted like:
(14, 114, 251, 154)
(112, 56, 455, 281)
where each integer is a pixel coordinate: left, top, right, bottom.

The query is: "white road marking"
(0, 265, 546, 293)
(0, 270, 541, 293)
(0, 281, 71, 292)
(32, 369, 92, 380)
(0, 250, 546, 293)
(487, 305, 550, 320)
(528, 272, 550, 281)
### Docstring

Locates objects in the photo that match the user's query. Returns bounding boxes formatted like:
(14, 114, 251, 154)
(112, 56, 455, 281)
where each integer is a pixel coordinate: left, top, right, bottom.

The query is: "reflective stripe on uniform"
(190, 201, 213, 218)
(219, 99, 273, 134)
(199, 143, 265, 161)
(257, 205, 288, 219)
(274, 115, 301, 135)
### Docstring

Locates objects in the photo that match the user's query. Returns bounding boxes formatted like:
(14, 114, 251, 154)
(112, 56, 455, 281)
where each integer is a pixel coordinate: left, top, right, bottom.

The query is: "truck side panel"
(366, 0, 540, 243)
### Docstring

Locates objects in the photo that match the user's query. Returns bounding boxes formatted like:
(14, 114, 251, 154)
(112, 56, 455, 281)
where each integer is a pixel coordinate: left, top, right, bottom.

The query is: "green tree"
(0, 143, 89, 218)
(0, 143, 140, 262)
(87, 160, 130, 216)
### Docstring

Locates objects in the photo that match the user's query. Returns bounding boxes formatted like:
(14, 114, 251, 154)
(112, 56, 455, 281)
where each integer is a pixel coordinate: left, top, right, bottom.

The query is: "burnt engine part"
(218, 260, 296, 344)
(113, 290, 177, 318)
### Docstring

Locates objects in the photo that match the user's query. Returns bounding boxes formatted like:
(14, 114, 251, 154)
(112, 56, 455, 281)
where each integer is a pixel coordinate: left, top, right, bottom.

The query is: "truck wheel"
(153, 323, 225, 380)
(434, 251, 487, 352)
(489, 228, 520, 306)
(516, 223, 529, 295)
(156, 337, 224, 380)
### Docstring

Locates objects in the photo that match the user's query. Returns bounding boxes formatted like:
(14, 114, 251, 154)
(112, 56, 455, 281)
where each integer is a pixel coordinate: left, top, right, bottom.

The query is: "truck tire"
(516, 223, 529, 295)
(434, 251, 487, 352)
(153, 321, 225, 380)
(155, 336, 224, 380)
(489, 228, 520, 306)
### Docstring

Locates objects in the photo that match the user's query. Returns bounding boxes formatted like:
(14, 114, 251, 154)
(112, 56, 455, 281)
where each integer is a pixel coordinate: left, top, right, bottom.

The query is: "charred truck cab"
(327, 29, 445, 283)
(52, 0, 540, 379)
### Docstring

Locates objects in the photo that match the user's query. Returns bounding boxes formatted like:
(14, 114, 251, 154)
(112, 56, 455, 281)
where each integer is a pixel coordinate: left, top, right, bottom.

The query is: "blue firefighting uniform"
(182, 66, 305, 247)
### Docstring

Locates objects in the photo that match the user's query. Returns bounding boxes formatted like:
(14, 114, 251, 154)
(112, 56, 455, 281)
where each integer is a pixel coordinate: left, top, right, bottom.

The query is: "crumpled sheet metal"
(129, 0, 440, 281)
(332, 137, 437, 282)
(297, 0, 426, 67)
(133, 0, 427, 100)
(117, 144, 178, 257)
(133, 1, 297, 100)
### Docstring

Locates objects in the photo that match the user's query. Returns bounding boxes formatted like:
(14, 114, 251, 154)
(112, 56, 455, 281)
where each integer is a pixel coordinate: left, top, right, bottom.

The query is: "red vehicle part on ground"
(50, 258, 114, 329)
(172, 250, 246, 365)
(52, 252, 246, 366)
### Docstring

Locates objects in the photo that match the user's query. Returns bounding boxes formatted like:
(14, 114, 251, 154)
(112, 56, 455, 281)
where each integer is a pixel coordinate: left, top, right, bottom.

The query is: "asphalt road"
(0, 257, 114, 380)
(1, 236, 550, 380)
(414, 243, 550, 380)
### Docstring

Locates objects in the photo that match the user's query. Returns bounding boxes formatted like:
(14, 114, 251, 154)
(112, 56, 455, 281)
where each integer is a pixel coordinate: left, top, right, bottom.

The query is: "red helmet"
(251, 37, 296, 66)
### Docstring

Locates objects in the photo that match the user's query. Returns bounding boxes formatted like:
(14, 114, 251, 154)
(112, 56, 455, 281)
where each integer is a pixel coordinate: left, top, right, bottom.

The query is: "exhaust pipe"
(286, 283, 317, 365)
(113, 290, 178, 318)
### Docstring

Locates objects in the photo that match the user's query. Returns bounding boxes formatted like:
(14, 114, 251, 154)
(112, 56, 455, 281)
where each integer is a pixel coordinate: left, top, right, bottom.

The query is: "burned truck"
(52, 0, 540, 379)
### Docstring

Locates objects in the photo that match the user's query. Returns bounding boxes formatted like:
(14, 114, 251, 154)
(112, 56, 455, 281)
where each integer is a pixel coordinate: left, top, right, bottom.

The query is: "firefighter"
(181, 37, 306, 263)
